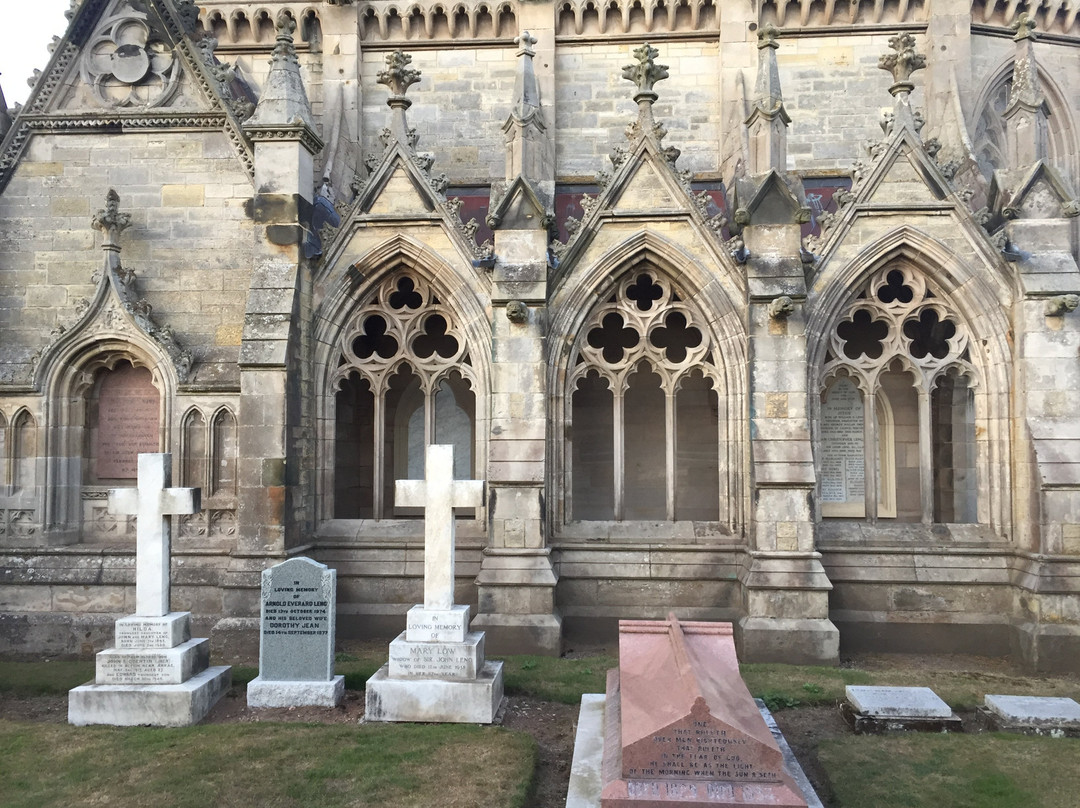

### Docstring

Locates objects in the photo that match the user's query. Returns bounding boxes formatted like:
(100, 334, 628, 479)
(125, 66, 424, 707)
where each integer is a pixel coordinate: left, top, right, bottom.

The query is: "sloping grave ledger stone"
(600, 616, 807, 807)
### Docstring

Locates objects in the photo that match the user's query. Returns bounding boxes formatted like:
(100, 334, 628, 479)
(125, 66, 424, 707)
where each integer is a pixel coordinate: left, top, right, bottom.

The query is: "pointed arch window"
(332, 274, 476, 519)
(567, 270, 721, 522)
(819, 267, 977, 523)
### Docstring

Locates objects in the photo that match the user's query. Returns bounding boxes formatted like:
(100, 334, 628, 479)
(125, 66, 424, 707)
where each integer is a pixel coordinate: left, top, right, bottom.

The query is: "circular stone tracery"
(80, 5, 180, 108)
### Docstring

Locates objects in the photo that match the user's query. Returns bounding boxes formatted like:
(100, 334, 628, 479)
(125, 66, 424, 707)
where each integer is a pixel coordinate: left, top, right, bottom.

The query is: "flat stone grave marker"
(69, 453, 230, 726)
(596, 614, 810, 807)
(844, 685, 960, 734)
(982, 695, 1080, 735)
(248, 556, 344, 708)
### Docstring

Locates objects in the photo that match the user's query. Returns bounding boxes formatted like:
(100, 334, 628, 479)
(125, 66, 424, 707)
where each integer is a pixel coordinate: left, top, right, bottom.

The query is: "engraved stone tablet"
(600, 615, 807, 807)
(94, 364, 160, 480)
(820, 378, 864, 514)
(259, 557, 337, 682)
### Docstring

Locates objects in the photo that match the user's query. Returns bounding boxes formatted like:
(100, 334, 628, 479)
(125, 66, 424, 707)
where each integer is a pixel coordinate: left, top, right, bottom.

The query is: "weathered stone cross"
(396, 445, 483, 611)
(108, 453, 201, 617)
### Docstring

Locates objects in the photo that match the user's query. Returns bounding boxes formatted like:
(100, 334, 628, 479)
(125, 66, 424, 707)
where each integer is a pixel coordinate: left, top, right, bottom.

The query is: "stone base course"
(68, 665, 231, 727)
(247, 675, 345, 708)
(364, 660, 504, 724)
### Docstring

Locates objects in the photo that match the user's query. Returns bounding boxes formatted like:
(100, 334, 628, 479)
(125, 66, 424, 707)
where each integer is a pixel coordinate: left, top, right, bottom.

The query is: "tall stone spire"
(878, 33, 926, 136)
(243, 11, 318, 143)
(745, 23, 790, 175)
(1003, 12, 1049, 168)
(502, 31, 548, 182)
(377, 50, 421, 151)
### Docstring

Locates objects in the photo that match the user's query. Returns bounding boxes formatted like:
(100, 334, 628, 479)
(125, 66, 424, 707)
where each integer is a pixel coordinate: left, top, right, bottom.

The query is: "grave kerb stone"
(108, 453, 200, 617)
(984, 695, 1080, 727)
(845, 685, 952, 718)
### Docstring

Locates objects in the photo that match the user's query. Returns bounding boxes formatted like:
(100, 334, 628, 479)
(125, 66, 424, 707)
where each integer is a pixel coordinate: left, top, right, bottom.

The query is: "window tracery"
(332, 273, 476, 519)
(820, 266, 977, 523)
(567, 271, 721, 522)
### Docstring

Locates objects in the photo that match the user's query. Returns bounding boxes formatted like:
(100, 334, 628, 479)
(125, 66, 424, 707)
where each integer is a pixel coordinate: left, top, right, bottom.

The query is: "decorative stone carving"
(80, 1, 180, 108)
(1044, 294, 1080, 317)
(506, 301, 528, 323)
(768, 296, 796, 320)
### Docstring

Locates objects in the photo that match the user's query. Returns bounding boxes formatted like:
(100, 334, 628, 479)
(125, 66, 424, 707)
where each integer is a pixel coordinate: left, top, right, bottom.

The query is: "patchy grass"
(0, 720, 536, 808)
(741, 664, 873, 709)
(740, 662, 1080, 711)
(819, 733, 1080, 808)
(497, 654, 617, 704)
(0, 661, 95, 695)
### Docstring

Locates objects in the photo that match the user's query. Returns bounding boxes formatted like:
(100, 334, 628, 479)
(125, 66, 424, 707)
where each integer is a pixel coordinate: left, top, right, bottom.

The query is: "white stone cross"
(396, 445, 484, 611)
(108, 453, 201, 617)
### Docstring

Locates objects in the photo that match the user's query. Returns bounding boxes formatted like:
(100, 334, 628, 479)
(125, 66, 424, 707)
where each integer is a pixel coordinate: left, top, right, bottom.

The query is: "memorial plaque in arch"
(91, 363, 160, 481)
(820, 378, 866, 517)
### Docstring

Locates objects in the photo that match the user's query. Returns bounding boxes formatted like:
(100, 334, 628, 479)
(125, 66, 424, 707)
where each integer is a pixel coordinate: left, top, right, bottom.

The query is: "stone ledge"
(364, 661, 504, 724)
(68, 665, 231, 727)
(247, 675, 345, 708)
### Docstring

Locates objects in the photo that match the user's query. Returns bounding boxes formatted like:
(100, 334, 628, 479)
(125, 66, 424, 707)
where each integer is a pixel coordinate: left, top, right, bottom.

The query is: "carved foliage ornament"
(80, 1, 180, 108)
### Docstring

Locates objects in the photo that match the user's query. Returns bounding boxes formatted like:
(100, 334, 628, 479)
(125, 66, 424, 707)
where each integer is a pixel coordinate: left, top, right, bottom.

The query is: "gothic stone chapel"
(1, 0, 1080, 670)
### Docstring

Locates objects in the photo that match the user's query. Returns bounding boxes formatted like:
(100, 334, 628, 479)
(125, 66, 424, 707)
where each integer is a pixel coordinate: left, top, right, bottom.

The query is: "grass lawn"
(4, 653, 1080, 808)
(0, 720, 536, 808)
(819, 733, 1080, 808)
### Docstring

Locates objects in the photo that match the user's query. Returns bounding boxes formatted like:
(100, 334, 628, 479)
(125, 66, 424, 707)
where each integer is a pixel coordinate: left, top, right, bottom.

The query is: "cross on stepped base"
(396, 444, 484, 611)
(108, 453, 200, 618)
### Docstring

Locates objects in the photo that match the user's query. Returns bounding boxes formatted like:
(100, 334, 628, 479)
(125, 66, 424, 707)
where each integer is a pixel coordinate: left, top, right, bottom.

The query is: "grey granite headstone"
(247, 557, 344, 707)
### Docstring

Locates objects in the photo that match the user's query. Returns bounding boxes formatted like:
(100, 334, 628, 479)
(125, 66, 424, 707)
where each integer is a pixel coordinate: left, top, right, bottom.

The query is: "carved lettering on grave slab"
(600, 616, 806, 807)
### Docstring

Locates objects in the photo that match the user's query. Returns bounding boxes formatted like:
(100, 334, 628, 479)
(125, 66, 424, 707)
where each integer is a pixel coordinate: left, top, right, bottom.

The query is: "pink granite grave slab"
(600, 615, 807, 807)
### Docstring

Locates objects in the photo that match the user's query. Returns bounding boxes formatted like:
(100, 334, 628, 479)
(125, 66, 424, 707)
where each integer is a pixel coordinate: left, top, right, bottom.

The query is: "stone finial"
(378, 50, 422, 148)
(1011, 11, 1038, 41)
(271, 10, 299, 65)
(516, 30, 537, 57)
(622, 44, 669, 142)
(878, 33, 925, 136)
(757, 22, 780, 50)
(92, 189, 132, 249)
(622, 43, 669, 102)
